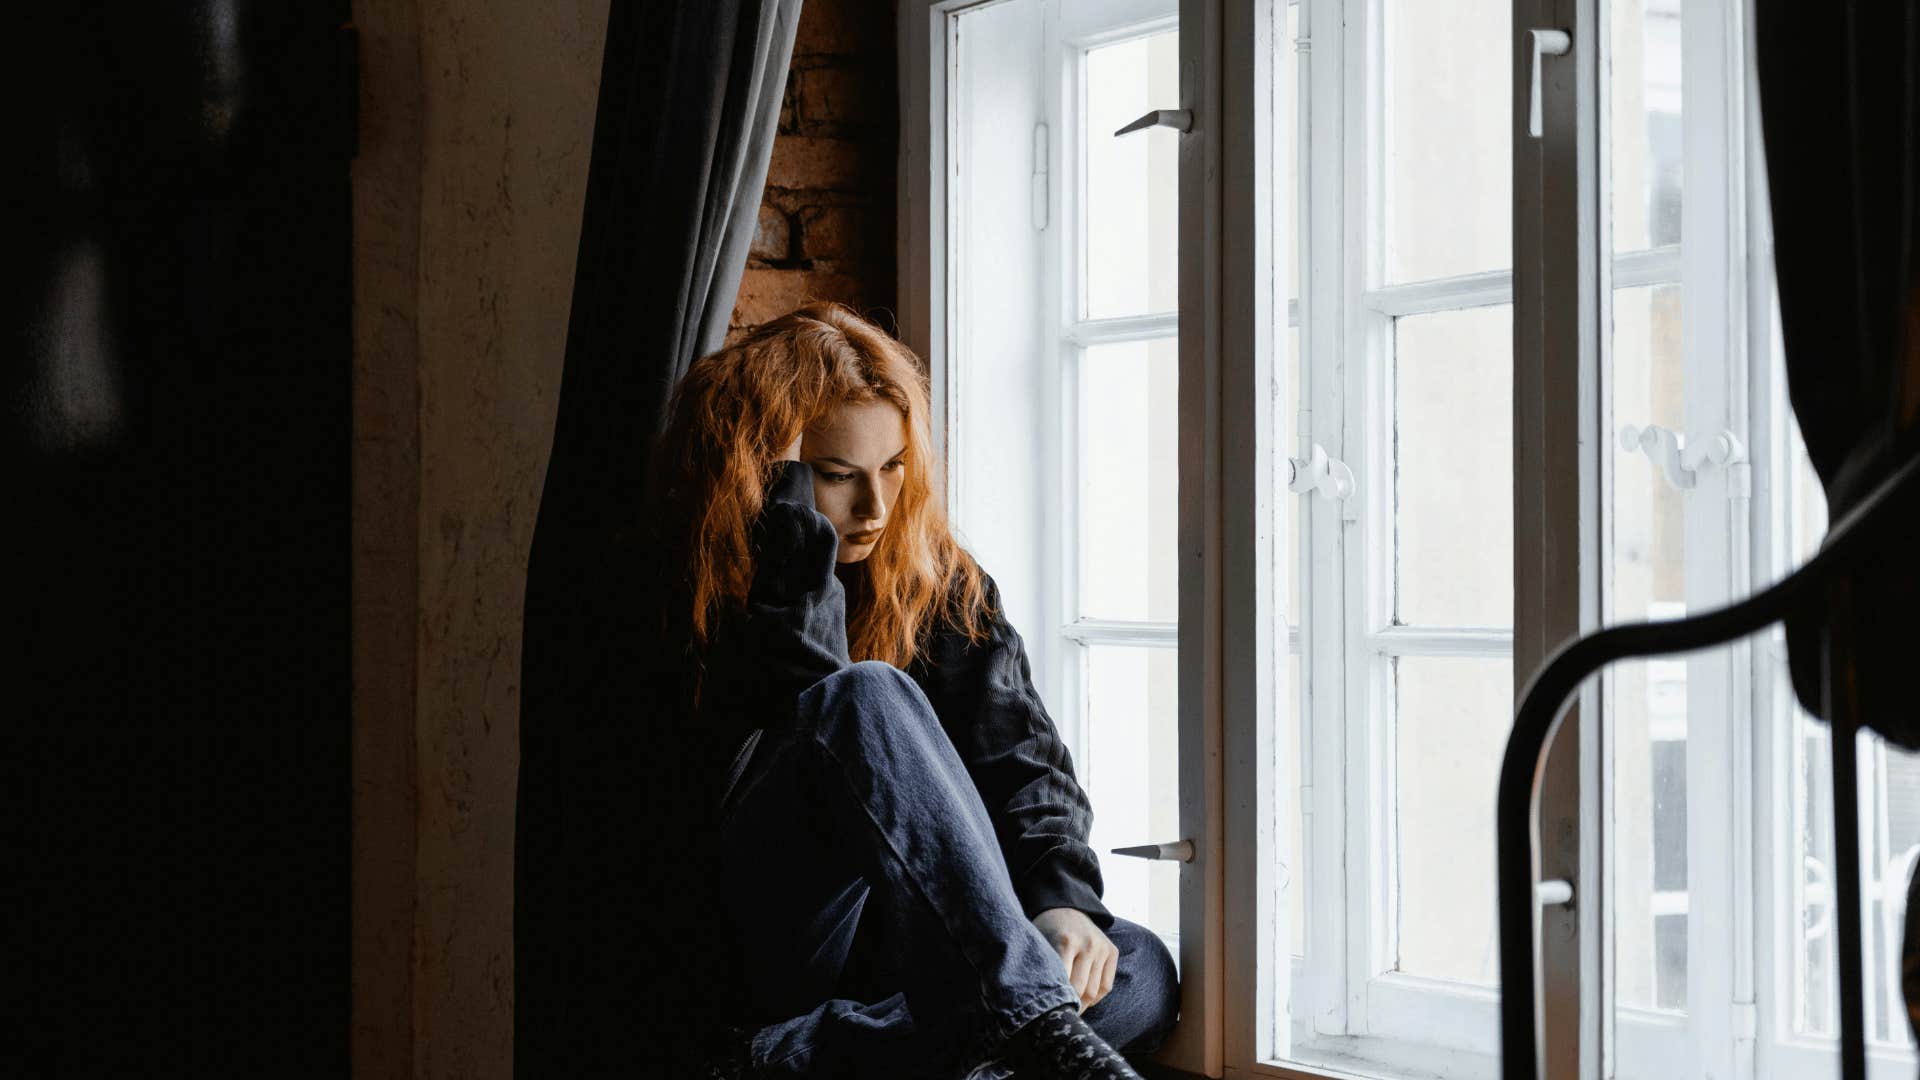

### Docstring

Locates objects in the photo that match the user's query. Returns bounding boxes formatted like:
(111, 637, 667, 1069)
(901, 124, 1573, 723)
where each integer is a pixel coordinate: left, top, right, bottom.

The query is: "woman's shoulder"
(917, 554, 1013, 659)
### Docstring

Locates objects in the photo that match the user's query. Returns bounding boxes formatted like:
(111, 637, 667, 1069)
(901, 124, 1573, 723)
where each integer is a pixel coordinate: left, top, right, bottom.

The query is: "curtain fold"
(516, 1, 801, 1072)
(1755, 3, 1920, 750)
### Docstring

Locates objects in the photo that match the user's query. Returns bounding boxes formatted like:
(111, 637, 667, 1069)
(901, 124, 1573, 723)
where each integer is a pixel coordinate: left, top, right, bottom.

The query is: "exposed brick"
(765, 136, 881, 193)
(731, 267, 870, 329)
(792, 0, 892, 59)
(749, 205, 793, 264)
(777, 70, 800, 134)
(797, 204, 875, 263)
(795, 66, 883, 133)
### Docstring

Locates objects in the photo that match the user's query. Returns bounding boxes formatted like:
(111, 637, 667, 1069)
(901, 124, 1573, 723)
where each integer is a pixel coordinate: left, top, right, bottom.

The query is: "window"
(903, 0, 1920, 1076)
(942, 0, 1184, 964)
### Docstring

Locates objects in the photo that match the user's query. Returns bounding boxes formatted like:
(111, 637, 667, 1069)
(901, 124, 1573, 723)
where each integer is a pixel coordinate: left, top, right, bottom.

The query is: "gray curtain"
(516, 1, 801, 1072)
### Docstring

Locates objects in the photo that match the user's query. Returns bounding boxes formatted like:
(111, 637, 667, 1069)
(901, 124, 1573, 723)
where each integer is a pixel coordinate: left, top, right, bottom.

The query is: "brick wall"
(730, 0, 897, 338)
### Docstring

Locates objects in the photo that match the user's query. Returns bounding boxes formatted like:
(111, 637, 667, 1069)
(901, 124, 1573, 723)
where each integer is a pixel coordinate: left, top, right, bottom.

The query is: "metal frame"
(1496, 447, 1920, 1079)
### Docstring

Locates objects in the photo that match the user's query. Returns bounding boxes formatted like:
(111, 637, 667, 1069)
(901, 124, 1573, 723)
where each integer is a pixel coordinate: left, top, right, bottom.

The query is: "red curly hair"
(649, 301, 990, 668)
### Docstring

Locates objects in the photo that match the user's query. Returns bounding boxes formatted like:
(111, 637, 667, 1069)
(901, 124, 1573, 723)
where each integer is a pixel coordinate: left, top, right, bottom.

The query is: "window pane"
(1609, 284, 1686, 627)
(1394, 305, 1514, 628)
(1780, 419, 1920, 1052)
(1608, 283, 1688, 1012)
(1081, 337, 1178, 621)
(1384, 0, 1512, 282)
(1609, 0, 1683, 252)
(1084, 30, 1179, 319)
(1394, 655, 1514, 985)
(1084, 644, 1180, 948)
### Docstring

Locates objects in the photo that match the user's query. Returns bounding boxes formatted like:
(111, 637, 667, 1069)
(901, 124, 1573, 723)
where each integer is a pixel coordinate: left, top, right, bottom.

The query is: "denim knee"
(797, 660, 943, 745)
(1108, 918, 1181, 1053)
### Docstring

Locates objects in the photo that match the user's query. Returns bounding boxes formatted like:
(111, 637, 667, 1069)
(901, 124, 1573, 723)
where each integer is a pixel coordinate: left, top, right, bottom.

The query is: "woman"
(638, 303, 1179, 1079)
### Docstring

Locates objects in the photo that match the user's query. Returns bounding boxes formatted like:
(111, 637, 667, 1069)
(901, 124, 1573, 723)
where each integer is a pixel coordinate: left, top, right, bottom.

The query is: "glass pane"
(1793, 718, 1920, 1049)
(1384, 0, 1512, 282)
(1084, 30, 1179, 319)
(1084, 644, 1180, 948)
(1394, 305, 1514, 628)
(1780, 417, 1920, 1054)
(1081, 337, 1178, 621)
(1608, 283, 1688, 1011)
(1394, 655, 1514, 984)
(1609, 0, 1684, 252)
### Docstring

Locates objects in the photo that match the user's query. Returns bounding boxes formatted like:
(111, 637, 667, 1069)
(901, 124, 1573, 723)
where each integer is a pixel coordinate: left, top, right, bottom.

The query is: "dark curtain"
(1756, 0, 1920, 1054)
(516, 0, 801, 1072)
(1755, 4, 1920, 749)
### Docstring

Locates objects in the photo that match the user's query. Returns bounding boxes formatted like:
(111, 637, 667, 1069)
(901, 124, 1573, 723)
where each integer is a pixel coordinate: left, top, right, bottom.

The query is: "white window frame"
(902, 3, 1223, 1074)
(902, 0, 1920, 1078)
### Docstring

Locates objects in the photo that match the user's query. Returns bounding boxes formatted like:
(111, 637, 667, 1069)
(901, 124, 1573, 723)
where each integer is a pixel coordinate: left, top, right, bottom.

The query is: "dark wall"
(7, 3, 351, 1072)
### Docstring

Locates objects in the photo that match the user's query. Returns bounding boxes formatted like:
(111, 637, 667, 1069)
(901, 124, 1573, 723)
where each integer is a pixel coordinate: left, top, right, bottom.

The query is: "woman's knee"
(797, 660, 940, 742)
(1107, 917, 1180, 1046)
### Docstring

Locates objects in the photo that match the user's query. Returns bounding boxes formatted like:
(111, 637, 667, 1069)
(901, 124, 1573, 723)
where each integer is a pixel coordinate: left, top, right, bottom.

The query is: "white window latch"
(1115, 108, 1193, 137)
(1537, 878, 1574, 908)
(1287, 443, 1355, 501)
(1619, 424, 1747, 491)
(1528, 29, 1571, 138)
(1113, 839, 1196, 863)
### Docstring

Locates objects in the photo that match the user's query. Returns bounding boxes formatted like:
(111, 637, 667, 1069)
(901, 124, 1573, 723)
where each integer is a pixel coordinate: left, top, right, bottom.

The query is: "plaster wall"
(350, 1, 606, 1075)
(349, 1, 898, 1074)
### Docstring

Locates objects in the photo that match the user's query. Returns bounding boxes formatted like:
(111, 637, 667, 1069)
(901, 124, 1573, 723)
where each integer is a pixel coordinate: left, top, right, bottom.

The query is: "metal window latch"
(1287, 443, 1355, 501)
(1528, 28, 1571, 138)
(1115, 108, 1193, 137)
(1113, 839, 1196, 862)
(1619, 424, 1747, 491)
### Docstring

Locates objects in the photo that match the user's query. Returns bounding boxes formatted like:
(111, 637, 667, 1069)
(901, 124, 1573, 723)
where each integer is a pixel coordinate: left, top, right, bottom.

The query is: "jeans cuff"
(953, 984, 1078, 1080)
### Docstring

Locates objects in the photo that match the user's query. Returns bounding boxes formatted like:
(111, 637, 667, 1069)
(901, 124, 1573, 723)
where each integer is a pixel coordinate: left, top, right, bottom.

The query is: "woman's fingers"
(1069, 943, 1098, 1008)
(1095, 941, 1119, 1006)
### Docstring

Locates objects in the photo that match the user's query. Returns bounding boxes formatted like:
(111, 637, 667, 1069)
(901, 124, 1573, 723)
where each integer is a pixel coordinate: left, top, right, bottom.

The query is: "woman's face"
(800, 398, 909, 564)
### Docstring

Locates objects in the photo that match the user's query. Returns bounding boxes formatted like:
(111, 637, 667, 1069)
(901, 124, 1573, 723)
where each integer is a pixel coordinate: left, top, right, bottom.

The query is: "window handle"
(1528, 28, 1571, 138)
(1618, 424, 1747, 491)
(1537, 878, 1574, 908)
(1114, 108, 1193, 137)
(1287, 443, 1355, 501)
(1112, 839, 1195, 862)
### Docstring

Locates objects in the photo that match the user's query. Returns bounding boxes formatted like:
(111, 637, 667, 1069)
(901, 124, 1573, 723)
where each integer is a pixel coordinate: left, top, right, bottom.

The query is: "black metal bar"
(1827, 624, 1868, 1080)
(1496, 447, 1920, 1079)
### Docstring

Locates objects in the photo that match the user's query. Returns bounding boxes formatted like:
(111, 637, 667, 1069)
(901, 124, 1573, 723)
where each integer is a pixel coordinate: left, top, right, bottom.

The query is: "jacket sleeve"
(742, 459, 851, 681)
(703, 461, 851, 760)
(919, 573, 1115, 932)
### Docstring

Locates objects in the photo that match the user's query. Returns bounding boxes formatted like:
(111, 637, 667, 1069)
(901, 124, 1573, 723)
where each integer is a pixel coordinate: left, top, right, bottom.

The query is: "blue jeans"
(716, 661, 1180, 1078)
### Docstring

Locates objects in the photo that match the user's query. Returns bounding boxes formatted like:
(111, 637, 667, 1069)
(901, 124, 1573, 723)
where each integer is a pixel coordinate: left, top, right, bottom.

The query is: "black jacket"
(514, 460, 1108, 1073)
(705, 460, 1113, 930)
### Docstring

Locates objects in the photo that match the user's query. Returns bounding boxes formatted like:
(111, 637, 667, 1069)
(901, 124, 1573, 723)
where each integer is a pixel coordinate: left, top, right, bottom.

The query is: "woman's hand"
(1032, 907, 1118, 1012)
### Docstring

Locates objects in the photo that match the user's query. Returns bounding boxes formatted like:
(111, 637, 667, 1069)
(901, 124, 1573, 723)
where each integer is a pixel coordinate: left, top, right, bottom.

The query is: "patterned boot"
(999, 1002, 1143, 1080)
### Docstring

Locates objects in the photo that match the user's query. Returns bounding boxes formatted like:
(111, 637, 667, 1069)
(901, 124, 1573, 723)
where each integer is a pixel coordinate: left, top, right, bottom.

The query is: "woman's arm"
(912, 572, 1116, 933)
(704, 460, 852, 732)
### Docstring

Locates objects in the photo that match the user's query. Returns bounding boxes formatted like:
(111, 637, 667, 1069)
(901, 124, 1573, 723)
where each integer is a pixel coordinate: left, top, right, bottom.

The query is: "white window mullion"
(1363, 272, 1515, 319)
(1065, 313, 1179, 346)
(1674, 0, 1748, 1074)
(1369, 627, 1515, 657)
(1338, 0, 1383, 1040)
